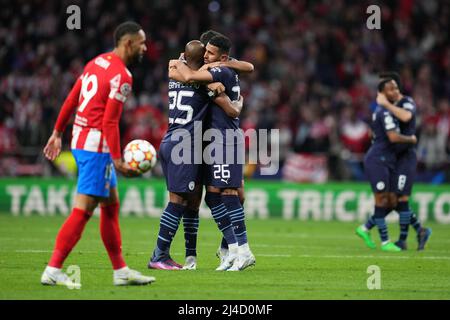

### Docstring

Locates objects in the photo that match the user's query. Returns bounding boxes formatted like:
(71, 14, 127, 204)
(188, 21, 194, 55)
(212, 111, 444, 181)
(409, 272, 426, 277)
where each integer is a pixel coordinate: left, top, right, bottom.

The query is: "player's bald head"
(184, 40, 205, 70)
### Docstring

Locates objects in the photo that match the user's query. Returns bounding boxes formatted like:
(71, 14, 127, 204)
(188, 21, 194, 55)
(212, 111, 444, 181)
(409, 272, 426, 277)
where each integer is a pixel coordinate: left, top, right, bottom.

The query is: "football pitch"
(0, 215, 449, 300)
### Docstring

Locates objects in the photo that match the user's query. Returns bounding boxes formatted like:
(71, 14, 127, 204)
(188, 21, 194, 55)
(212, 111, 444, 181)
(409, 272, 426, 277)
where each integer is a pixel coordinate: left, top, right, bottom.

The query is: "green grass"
(0, 214, 449, 299)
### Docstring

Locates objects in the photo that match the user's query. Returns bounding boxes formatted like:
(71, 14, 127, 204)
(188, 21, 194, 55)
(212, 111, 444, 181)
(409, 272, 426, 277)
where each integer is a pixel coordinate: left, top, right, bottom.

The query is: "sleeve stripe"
(385, 123, 396, 130)
(403, 102, 415, 111)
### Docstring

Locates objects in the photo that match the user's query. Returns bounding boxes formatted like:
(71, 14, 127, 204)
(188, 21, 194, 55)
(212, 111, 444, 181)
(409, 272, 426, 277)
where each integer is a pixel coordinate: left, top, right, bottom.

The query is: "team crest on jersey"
(188, 181, 195, 191)
(376, 181, 385, 191)
(120, 83, 132, 97)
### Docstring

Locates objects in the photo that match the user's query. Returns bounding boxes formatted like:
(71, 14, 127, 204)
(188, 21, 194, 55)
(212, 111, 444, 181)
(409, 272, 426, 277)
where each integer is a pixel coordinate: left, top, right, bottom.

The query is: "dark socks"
(410, 213, 422, 233)
(183, 208, 199, 257)
(364, 216, 376, 230)
(374, 206, 389, 243)
(205, 192, 237, 246)
(222, 194, 247, 246)
(154, 202, 185, 260)
(396, 201, 411, 242)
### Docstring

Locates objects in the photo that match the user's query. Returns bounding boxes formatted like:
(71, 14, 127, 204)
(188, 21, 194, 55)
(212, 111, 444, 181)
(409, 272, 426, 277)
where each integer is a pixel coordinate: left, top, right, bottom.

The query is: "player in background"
(147, 40, 244, 270)
(171, 35, 255, 271)
(356, 77, 418, 252)
(366, 73, 431, 250)
(41, 22, 155, 287)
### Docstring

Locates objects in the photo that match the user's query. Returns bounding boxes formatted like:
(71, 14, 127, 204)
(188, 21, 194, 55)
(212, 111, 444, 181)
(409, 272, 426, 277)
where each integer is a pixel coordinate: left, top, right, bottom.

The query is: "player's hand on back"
(411, 135, 417, 145)
(43, 130, 62, 161)
(113, 159, 141, 177)
(376, 92, 390, 107)
(237, 95, 244, 107)
(230, 95, 244, 117)
(207, 82, 225, 96)
(169, 59, 185, 69)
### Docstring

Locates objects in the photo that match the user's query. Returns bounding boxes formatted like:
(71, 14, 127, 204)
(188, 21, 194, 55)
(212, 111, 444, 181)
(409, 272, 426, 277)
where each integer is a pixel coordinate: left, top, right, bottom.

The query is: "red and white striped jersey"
(55, 51, 133, 159)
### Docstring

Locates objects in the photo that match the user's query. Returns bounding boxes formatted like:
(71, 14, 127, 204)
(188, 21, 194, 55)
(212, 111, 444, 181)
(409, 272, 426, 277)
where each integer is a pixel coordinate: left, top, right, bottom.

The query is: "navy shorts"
(203, 142, 243, 188)
(159, 140, 202, 193)
(72, 149, 117, 198)
(393, 149, 417, 196)
(364, 153, 396, 193)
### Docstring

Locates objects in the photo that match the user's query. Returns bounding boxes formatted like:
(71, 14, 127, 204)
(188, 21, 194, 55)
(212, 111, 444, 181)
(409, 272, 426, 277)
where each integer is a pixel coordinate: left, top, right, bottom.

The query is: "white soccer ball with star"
(123, 139, 157, 173)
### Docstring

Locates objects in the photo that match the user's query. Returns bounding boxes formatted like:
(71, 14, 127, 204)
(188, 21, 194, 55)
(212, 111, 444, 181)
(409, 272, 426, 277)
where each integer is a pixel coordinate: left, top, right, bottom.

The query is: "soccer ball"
(123, 139, 157, 173)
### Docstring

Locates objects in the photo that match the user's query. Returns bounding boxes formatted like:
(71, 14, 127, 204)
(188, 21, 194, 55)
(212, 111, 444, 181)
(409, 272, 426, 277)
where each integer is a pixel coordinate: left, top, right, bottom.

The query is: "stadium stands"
(0, 0, 449, 181)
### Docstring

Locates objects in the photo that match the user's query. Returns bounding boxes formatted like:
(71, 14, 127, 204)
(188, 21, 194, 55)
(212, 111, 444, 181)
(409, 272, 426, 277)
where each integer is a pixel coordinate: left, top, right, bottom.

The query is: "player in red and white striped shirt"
(41, 22, 155, 287)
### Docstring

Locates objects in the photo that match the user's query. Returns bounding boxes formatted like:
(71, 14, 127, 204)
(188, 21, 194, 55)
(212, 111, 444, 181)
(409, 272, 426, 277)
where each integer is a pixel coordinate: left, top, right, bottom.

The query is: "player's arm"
(173, 60, 214, 83)
(103, 77, 140, 177)
(206, 82, 243, 118)
(200, 59, 254, 74)
(377, 93, 412, 122)
(168, 59, 211, 83)
(213, 93, 244, 118)
(168, 61, 188, 83)
(382, 112, 417, 144)
(102, 99, 140, 177)
(386, 131, 417, 144)
(43, 77, 82, 161)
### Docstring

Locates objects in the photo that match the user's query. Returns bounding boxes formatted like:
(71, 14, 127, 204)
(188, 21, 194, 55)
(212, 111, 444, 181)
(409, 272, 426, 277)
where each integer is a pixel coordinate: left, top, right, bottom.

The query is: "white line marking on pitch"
(296, 254, 450, 260)
(12, 250, 291, 258)
(13, 250, 450, 260)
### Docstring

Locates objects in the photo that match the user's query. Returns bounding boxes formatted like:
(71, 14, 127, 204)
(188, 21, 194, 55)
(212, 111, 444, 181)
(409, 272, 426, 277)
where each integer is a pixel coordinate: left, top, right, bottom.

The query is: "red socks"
(100, 203, 126, 270)
(48, 204, 126, 270)
(48, 208, 92, 268)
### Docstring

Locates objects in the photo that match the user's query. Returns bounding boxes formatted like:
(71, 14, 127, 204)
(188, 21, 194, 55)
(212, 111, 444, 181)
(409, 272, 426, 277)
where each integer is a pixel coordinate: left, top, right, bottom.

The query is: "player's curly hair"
(114, 21, 142, 47)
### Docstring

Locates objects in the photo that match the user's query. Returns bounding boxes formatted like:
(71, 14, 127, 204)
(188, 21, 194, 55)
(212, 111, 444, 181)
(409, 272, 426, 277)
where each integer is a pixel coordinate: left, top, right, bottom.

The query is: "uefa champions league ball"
(123, 139, 157, 173)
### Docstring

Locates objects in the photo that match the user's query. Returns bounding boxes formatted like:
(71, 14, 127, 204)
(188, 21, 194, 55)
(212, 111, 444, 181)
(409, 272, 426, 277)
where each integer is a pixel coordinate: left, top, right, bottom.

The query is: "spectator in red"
(339, 105, 371, 180)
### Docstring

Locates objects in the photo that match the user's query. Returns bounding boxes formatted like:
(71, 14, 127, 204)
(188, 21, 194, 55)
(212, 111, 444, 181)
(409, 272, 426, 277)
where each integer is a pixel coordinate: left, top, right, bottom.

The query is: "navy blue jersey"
(207, 66, 240, 131)
(394, 95, 417, 154)
(162, 79, 209, 143)
(366, 106, 399, 163)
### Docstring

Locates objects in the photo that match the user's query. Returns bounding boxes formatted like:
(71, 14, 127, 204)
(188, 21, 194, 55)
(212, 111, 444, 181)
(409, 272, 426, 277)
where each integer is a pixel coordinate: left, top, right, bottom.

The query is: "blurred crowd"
(1, 0, 449, 182)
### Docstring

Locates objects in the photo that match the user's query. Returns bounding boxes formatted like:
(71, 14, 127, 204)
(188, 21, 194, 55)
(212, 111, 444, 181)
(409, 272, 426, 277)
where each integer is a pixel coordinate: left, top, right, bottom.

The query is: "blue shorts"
(393, 150, 417, 195)
(72, 149, 117, 198)
(159, 141, 202, 193)
(364, 153, 396, 193)
(203, 142, 244, 189)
